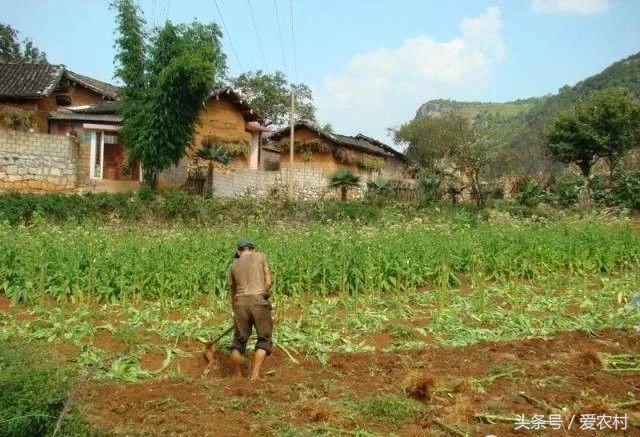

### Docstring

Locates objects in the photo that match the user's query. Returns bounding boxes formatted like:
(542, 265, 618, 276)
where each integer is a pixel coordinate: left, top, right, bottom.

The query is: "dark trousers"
(230, 294, 273, 355)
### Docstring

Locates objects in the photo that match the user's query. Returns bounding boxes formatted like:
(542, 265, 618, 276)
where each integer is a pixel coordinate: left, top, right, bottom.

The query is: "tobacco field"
(1, 211, 639, 435)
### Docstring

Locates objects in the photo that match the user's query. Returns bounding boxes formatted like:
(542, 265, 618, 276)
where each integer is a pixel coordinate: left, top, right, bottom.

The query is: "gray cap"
(237, 240, 256, 249)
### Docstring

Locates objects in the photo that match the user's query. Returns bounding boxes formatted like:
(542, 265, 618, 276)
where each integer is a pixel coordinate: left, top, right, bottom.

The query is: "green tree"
(449, 122, 500, 208)
(394, 115, 502, 207)
(588, 88, 640, 180)
(0, 23, 47, 63)
(546, 88, 640, 184)
(231, 70, 316, 127)
(393, 115, 472, 170)
(329, 169, 361, 202)
(113, 0, 226, 188)
(321, 122, 334, 133)
(196, 139, 230, 197)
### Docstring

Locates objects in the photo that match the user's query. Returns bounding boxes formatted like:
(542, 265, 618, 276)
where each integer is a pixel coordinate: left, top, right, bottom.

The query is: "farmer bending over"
(228, 240, 273, 382)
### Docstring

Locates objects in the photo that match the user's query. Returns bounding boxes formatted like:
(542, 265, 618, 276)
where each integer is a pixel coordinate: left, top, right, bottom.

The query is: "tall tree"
(546, 87, 640, 184)
(587, 88, 640, 180)
(231, 70, 316, 127)
(112, 0, 227, 188)
(394, 115, 501, 207)
(0, 23, 47, 63)
(393, 115, 472, 171)
(449, 122, 500, 208)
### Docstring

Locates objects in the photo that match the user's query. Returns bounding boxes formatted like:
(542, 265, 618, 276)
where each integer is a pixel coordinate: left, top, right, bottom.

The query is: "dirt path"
(77, 329, 640, 436)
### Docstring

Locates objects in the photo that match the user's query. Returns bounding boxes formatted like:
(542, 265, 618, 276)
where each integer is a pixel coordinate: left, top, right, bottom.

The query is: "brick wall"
(0, 128, 77, 191)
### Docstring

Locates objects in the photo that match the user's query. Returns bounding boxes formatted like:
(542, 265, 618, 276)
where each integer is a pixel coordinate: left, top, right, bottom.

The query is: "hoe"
(201, 326, 233, 370)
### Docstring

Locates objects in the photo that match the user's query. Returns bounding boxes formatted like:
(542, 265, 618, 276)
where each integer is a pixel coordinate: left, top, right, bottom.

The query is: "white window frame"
(89, 131, 105, 180)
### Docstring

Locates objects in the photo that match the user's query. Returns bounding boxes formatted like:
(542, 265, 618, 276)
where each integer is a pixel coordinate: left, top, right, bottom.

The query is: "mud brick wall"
(0, 129, 78, 191)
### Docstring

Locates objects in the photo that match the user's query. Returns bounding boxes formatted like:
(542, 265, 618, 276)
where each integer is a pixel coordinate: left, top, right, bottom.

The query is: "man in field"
(228, 240, 273, 382)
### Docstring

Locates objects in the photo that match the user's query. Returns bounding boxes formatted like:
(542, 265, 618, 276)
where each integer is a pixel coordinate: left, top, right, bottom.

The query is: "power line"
(151, 0, 157, 27)
(161, 0, 171, 23)
(214, 0, 244, 72)
(289, 0, 298, 82)
(247, 0, 269, 71)
(273, 0, 287, 74)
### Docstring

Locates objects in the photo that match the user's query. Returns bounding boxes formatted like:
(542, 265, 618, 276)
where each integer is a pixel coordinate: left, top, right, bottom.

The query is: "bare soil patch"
(75, 328, 640, 436)
(0, 293, 12, 311)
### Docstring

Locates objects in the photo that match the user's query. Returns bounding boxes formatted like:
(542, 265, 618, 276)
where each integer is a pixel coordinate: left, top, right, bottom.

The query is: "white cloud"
(530, 0, 613, 15)
(315, 7, 506, 143)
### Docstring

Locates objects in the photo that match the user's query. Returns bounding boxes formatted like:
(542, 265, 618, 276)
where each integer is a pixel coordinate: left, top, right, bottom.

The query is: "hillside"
(415, 51, 640, 125)
(415, 98, 539, 121)
(412, 51, 640, 176)
(524, 51, 640, 127)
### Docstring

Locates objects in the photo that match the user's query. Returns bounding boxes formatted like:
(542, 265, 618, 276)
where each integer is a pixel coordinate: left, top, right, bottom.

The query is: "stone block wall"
(0, 129, 78, 191)
(212, 165, 330, 199)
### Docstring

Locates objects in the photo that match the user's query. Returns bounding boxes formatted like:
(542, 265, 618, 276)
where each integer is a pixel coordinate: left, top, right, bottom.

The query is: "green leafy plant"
(0, 341, 90, 436)
(612, 171, 640, 210)
(329, 169, 361, 202)
(417, 174, 441, 204)
(195, 140, 230, 197)
(357, 395, 423, 423)
(515, 181, 544, 208)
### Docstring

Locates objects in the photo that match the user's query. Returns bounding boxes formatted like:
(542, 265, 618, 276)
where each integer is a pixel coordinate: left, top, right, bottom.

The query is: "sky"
(3, 0, 640, 143)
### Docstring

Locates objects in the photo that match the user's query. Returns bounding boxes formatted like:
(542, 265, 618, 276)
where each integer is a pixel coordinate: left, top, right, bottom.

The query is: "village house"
(0, 64, 409, 197)
(0, 63, 120, 191)
(264, 122, 406, 179)
(46, 87, 267, 192)
(0, 63, 117, 133)
(0, 65, 268, 192)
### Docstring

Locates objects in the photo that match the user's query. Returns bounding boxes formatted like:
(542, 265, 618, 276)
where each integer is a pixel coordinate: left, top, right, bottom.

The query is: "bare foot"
(249, 374, 265, 383)
(231, 349, 245, 378)
(203, 348, 214, 363)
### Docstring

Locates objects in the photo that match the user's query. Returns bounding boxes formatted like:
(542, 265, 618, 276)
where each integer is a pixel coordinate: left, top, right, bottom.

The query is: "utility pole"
(288, 86, 295, 199)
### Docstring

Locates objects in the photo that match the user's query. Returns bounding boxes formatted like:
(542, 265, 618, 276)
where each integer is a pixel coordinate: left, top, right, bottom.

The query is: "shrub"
(366, 179, 393, 202)
(589, 175, 614, 206)
(137, 185, 155, 202)
(612, 171, 640, 210)
(515, 182, 544, 208)
(417, 174, 440, 204)
(0, 341, 91, 436)
(549, 172, 583, 207)
(160, 188, 196, 219)
(0, 192, 36, 225)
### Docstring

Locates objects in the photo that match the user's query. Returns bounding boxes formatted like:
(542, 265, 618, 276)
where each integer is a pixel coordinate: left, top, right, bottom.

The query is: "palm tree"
(195, 143, 230, 197)
(329, 169, 361, 202)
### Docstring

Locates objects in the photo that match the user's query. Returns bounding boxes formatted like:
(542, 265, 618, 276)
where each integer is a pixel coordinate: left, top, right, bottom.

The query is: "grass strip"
(433, 418, 470, 436)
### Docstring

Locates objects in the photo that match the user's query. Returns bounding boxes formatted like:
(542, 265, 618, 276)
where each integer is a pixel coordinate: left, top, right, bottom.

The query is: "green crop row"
(0, 218, 638, 302)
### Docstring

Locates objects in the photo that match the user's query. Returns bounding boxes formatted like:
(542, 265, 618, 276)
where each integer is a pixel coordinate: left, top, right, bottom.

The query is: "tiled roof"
(0, 63, 117, 100)
(0, 63, 65, 98)
(355, 133, 406, 160)
(267, 122, 404, 158)
(209, 87, 262, 122)
(65, 70, 118, 99)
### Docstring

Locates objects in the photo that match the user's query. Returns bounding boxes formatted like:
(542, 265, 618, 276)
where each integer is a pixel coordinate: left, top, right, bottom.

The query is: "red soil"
(75, 328, 640, 436)
(0, 293, 13, 311)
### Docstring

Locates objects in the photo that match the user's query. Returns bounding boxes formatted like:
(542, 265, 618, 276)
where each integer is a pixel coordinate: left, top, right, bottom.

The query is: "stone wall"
(212, 164, 331, 199)
(0, 128, 77, 191)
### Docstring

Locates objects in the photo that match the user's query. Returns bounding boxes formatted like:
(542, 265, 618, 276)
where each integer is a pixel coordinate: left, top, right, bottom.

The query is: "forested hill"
(524, 51, 640, 127)
(411, 51, 640, 177)
(415, 51, 640, 124)
(415, 98, 539, 121)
